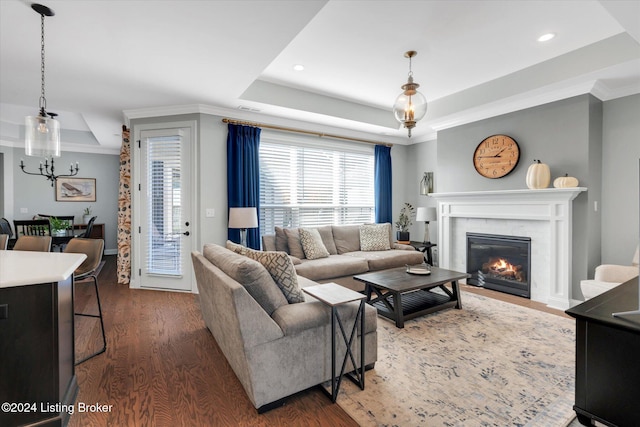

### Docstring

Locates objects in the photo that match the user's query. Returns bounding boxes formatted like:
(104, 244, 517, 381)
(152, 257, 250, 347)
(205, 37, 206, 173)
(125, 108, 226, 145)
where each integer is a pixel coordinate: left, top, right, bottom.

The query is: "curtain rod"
(222, 118, 393, 147)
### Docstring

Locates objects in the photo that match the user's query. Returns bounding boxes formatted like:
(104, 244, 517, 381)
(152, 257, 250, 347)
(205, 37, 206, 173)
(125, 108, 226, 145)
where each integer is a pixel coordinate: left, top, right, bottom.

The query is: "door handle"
(182, 231, 190, 236)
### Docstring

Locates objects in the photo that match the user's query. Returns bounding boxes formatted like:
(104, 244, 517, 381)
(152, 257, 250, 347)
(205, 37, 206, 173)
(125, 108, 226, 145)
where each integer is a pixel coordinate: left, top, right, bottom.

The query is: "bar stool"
(64, 238, 106, 364)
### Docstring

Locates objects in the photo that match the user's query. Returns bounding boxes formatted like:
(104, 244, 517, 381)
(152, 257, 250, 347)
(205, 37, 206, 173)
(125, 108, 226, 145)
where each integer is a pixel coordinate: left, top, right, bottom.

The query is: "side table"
(302, 283, 366, 402)
(408, 241, 437, 266)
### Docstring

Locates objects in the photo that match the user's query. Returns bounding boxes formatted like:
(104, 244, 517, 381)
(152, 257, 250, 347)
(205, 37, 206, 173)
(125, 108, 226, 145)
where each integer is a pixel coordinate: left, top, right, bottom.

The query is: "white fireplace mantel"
(431, 188, 587, 309)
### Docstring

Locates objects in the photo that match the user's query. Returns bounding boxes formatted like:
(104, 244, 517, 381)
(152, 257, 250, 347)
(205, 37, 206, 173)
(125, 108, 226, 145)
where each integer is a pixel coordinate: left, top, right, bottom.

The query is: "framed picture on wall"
(55, 177, 97, 202)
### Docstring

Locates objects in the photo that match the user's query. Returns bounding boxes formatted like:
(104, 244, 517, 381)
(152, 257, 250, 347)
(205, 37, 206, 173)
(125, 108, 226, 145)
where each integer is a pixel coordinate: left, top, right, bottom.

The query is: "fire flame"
(490, 258, 516, 272)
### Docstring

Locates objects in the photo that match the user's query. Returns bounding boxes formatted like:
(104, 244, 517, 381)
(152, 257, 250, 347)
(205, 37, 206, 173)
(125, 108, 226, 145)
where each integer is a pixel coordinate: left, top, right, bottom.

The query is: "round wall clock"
(473, 134, 520, 179)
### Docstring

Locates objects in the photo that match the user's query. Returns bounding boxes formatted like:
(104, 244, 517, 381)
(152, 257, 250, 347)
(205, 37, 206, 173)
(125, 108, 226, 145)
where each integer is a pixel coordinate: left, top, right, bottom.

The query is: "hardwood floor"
(69, 256, 571, 426)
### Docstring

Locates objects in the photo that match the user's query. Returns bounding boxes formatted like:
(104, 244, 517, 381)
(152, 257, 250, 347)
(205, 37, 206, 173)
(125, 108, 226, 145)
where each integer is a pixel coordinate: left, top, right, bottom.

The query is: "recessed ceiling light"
(537, 33, 556, 42)
(293, 64, 305, 71)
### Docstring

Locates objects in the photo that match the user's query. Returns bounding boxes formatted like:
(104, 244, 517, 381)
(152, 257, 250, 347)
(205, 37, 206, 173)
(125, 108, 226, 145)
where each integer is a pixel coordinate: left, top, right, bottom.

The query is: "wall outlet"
(20, 207, 28, 214)
(205, 208, 215, 218)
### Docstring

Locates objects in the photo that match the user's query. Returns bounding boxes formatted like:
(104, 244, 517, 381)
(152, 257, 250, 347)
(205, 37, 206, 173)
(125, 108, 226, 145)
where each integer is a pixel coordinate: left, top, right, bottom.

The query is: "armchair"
(580, 245, 639, 300)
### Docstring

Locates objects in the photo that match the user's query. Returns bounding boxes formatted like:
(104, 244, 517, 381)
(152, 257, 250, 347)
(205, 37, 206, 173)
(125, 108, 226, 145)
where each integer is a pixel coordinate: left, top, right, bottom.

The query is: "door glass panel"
(146, 135, 182, 276)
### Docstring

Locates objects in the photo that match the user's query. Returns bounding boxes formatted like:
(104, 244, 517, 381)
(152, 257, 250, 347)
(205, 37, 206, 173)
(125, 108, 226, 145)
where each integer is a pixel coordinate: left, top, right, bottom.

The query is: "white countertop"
(0, 250, 87, 288)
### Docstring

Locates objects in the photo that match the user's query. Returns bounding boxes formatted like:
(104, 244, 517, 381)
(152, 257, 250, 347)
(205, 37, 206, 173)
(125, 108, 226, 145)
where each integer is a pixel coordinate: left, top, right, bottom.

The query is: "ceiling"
(1, 0, 639, 153)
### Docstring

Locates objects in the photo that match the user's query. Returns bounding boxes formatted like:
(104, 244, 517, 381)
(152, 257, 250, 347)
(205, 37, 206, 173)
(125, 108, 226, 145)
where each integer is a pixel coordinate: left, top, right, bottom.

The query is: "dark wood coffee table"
(354, 266, 470, 328)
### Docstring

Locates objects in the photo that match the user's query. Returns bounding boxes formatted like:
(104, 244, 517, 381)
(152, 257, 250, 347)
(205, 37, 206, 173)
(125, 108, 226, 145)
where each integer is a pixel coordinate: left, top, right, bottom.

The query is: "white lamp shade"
(228, 207, 258, 229)
(25, 115, 61, 157)
(416, 207, 437, 222)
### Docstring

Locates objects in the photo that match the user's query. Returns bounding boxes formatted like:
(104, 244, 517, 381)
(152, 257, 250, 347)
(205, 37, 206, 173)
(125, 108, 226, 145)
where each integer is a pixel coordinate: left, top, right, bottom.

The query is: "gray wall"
(0, 145, 120, 253)
(405, 93, 640, 298)
(601, 94, 640, 263)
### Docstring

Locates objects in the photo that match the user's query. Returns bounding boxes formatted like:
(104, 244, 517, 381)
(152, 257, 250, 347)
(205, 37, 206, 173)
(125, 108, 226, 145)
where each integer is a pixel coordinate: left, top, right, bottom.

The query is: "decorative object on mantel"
(393, 51, 427, 138)
(20, 3, 79, 186)
(395, 202, 415, 242)
(553, 173, 579, 188)
(420, 172, 434, 195)
(473, 134, 520, 179)
(525, 159, 551, 189)
(416, 207, 437, 243)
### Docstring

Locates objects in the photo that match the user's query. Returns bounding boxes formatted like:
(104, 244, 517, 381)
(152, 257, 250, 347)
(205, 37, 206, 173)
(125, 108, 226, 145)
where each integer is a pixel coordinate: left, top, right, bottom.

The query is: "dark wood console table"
(73, 223, 105, 240)
(565, 277, 640, 426)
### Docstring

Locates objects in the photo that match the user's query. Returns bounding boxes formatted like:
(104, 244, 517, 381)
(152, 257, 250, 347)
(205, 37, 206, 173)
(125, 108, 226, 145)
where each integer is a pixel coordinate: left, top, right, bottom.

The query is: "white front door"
(136, 123, 194, 291)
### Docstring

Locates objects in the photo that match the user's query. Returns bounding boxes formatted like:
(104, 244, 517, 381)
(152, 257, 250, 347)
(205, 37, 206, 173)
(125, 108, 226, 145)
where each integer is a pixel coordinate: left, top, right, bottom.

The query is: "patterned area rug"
(337, 291, 576, 427)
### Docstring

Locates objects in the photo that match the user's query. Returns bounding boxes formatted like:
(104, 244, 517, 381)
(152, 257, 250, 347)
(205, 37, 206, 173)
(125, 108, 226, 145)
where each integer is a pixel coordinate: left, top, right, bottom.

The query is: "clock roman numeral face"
(473, 135, 520, 179)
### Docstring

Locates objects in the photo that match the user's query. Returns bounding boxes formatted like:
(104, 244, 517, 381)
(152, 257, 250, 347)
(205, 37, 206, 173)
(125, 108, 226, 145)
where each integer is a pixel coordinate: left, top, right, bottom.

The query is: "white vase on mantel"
(83, 214, 92, 224)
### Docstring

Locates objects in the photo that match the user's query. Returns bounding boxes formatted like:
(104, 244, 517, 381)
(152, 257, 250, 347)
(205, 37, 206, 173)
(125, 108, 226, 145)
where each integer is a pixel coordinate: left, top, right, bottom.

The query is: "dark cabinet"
(0, 278, 77, 427)
(566, 277, 640, 426)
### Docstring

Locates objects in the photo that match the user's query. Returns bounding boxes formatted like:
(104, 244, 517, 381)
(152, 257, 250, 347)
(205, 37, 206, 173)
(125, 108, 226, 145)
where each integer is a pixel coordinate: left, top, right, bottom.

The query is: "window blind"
(146, 135, 182, 275)
(259, 139, 374, 235)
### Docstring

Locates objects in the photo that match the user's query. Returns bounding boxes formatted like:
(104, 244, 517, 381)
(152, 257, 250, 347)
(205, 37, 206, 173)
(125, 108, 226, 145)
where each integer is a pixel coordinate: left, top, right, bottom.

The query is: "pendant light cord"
(39, 13, 47, 114)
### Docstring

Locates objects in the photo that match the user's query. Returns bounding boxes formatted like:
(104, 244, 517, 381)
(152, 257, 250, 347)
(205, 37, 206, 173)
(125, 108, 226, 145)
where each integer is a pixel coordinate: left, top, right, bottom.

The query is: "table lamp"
(228, 207, 258, 247)
(416, 207, 437, 244)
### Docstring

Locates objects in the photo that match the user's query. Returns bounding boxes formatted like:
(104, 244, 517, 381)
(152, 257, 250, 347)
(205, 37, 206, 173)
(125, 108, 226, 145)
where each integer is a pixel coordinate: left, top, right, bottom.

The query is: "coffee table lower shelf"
(370, 289, 457, 326)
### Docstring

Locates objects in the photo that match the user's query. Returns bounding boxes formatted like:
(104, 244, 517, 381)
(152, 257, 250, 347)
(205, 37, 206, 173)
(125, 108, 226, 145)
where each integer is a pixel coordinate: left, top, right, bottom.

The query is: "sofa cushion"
(344, 249, 425, 271)
(203, 244, 287, 315)
(359, 223, 391, 251)
(299, 228, 330, 260)
(271, 296, 378, 336)
(317, 225, 338, 255)
(284, 228, 306, 259)
(332, 225, 361, 254)
(295, 254, 369, 281)
(244, 248, 306, 304)
(274, 226, 290, 253)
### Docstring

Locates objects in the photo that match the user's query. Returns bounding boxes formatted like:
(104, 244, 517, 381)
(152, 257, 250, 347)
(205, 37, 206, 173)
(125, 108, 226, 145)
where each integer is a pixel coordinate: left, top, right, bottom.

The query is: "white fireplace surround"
(431, 188, 587, 310)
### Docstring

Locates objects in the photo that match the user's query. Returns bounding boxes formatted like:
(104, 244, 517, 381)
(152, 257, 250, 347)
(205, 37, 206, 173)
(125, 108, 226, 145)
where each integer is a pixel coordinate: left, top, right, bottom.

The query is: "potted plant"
(83, 206, 92, 224)
(395, 202, 415, 242)
(49, 217, 70, 236)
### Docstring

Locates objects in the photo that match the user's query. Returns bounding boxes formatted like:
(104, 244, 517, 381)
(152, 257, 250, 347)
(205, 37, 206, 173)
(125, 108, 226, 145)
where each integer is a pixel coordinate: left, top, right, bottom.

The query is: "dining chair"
(13, 235, 52, 252)
(78, 216, 97, 238)
(0, 218, 12, 238)
(0, 234, 8, 250)
(64, 238, 106, 364)
(13, 219, 52, 237)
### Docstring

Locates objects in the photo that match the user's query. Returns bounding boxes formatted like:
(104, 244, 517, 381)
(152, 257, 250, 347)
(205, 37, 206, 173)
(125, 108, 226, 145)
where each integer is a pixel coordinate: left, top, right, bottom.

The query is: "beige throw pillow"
(299, 228, 330, 260)
(243, 248, 305, 304)
(360, 223, 392, 251)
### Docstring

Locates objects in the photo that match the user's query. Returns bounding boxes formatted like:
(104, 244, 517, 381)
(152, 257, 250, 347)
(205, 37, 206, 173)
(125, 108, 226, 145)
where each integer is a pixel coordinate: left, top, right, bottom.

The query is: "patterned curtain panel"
(117, 125, 132, 284)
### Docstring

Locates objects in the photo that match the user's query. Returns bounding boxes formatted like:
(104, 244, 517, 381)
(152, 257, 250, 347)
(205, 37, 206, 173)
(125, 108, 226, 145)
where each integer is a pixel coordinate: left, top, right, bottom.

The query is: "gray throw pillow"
(283, 228, 306, 259)
(299, 228, 330, 260)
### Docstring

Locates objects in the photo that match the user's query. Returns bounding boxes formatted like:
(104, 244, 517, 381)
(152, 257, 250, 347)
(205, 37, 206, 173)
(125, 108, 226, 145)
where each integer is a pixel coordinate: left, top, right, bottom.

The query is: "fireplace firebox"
(466, 233, 531, 298)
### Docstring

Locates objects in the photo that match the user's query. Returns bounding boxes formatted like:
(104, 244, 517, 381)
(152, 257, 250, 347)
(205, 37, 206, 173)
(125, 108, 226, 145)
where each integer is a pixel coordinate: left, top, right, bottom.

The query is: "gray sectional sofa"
(262, 223, 425, 291)
(191, 243, 378, 412)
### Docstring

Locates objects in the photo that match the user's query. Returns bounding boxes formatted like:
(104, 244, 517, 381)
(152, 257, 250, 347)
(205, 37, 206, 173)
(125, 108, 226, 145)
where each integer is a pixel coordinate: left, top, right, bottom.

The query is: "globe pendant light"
(25, 3, 60, 158)
(393, 51, 427, 137)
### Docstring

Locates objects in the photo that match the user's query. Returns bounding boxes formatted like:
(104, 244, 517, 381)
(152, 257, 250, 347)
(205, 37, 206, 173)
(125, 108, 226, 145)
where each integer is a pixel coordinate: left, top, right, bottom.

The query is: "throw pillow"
(299, 228, 330, 260)
(243, 248, 305, 304)
(283, 228, 306, 259)
(360, 223, 391, 251)
(274, 226, 290, 253)
(226, 240, 248, 255)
